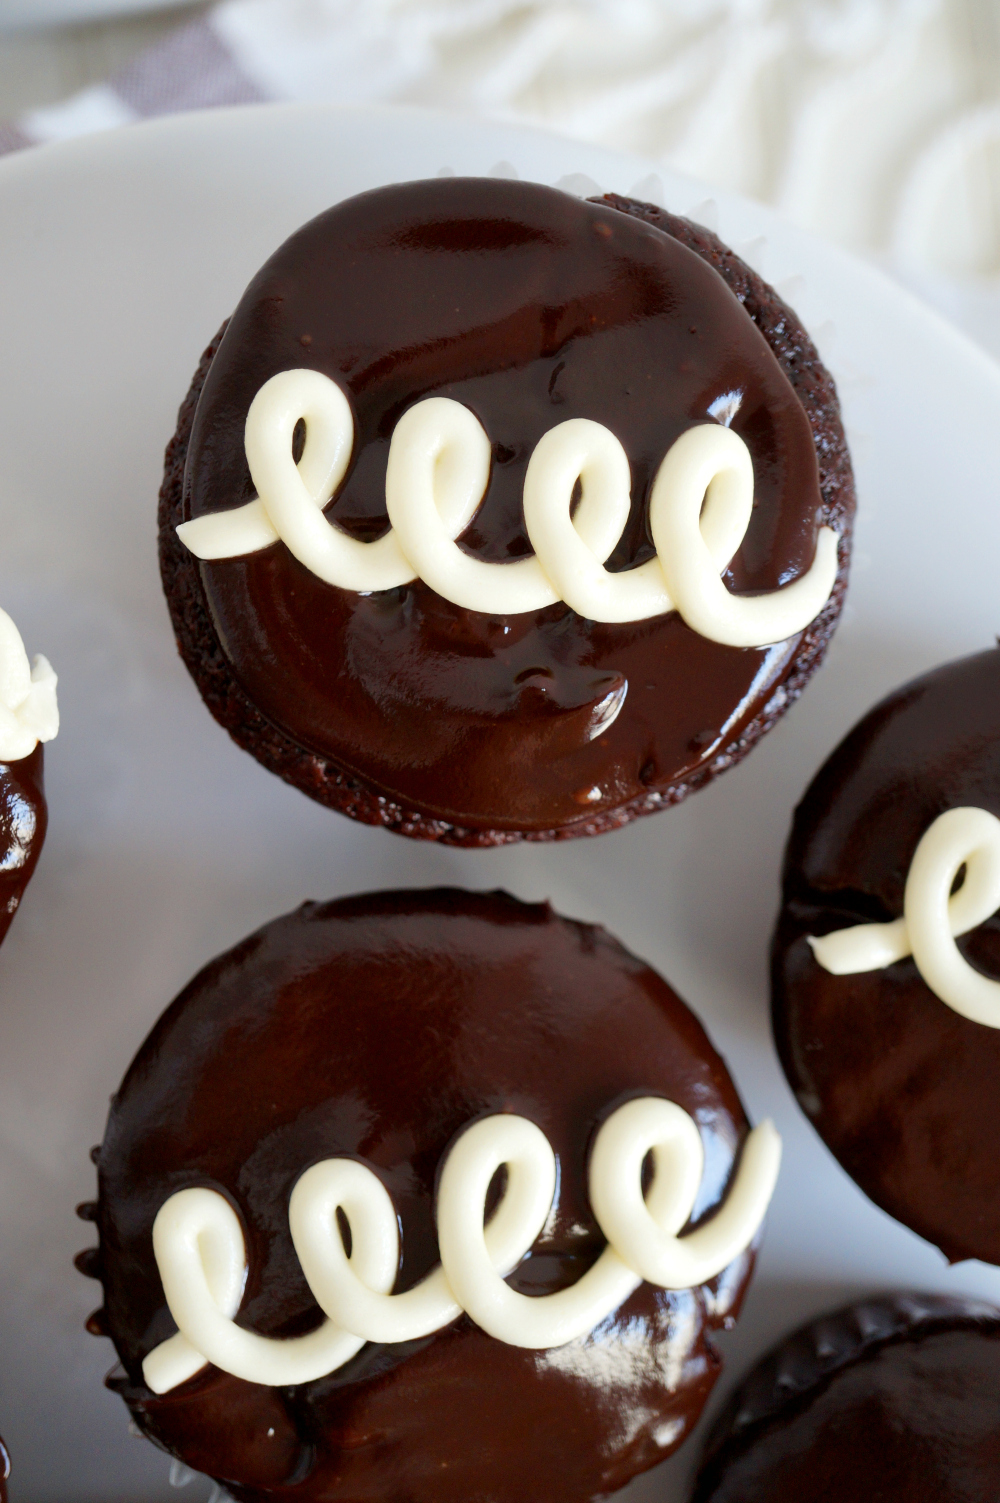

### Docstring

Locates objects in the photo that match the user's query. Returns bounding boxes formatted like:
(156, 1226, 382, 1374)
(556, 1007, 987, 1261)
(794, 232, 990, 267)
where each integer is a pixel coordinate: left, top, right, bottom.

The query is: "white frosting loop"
(435, 1112, 637, 1349)
(384, 397, 548, 613)
(290, 1157, 461, 1343)
(521, 419, 669, 622)
(176, 369, 838, 647)
(0, 609, 58, 762)
(179, 369, 416, 591)
(142, 1099, 780, 1393)
(588, 1097, 781, 1289)
(808, 806, 1000, 1028)
(649, 423, 839, 649)
(143, 1186, 384, 1395)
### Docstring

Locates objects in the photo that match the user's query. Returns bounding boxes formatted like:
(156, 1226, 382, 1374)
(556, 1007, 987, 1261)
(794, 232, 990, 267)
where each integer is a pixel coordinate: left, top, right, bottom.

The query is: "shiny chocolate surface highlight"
(87, 888, 756, 1501)
(161, 179, 853, 843)
(0, 744, 46, 947)
(773, 646, 1000, 1264)
(694, 1293, 1000, 1502)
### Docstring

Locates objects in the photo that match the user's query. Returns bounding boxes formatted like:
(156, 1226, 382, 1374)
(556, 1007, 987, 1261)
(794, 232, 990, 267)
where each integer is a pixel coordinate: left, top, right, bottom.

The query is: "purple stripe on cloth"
(113, 16, 267, 117)
(0, 122, 33, 157)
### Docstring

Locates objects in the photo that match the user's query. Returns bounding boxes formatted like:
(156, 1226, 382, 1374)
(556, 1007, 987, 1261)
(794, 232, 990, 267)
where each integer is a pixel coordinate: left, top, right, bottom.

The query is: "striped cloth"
(0, 13, 263, 154)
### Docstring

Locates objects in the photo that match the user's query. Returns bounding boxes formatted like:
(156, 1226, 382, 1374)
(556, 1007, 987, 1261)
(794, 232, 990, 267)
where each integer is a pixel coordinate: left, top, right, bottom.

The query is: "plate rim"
(2, 97, 997, 396)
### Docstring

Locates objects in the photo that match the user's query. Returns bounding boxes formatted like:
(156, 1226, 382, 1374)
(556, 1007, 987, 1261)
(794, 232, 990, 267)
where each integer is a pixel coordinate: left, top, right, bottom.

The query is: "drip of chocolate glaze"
(773, 645, 1000, 1265)
(693, 1293, 1000, 1501)
(178, 178, 849, 835)
(90, 888, 757, 1502)
(0, 744, 46, 946)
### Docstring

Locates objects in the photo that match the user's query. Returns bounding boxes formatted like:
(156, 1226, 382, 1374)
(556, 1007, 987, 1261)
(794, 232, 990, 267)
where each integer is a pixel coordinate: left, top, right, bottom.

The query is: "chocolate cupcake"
(79, 888, 779, 1501)
(0, 607, 58, 942)
(693, 1291, 1000, 1501)
(160, 177, 854, 845)
(773, 645, 1000, 1263)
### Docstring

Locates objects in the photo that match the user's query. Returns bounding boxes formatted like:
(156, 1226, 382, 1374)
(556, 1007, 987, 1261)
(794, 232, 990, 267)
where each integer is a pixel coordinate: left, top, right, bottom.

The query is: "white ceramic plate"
(1, 103, 999, 1503)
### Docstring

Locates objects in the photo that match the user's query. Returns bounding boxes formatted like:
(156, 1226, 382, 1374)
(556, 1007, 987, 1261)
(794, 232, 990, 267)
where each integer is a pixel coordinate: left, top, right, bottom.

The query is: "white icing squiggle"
(0, 609, 58, 762)
(142, 1099, 780, 1394)
(176, 369, 838, 648)
(808, 806, 1000, 1028)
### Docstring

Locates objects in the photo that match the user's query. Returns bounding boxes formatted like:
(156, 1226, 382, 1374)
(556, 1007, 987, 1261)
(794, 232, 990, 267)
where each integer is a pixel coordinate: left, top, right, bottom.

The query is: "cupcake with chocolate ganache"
(773, 644, 1000, 1264)
(693, 1292, 1000, 1502)
(160, 176, 854, 845)
(0, 608, 58, 941)
(79, 888, 779, 1502)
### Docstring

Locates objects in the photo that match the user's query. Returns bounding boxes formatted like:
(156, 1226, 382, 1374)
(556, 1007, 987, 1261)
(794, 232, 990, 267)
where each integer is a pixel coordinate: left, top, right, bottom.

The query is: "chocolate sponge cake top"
(160, 177, 854, 843)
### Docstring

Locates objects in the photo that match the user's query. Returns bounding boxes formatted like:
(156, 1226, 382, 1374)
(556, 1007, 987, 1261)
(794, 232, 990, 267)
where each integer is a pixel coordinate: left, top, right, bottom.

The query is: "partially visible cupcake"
(161, 176, 854, 845)
(79, 888, 779, 1501)
(0, 611, 56, 1499)
(773, 645, 1000, 1264)
(694, 1292, 1000, 1501)
(0, 607, 58, 942)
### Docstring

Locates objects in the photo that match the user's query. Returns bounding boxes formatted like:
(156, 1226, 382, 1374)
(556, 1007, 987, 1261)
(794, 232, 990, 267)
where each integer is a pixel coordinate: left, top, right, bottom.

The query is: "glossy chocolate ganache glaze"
(773, 646, 1000, 1265)
(693, 1292, 1000, 1502)
(160, 177, 854, 844)
(0, 744, 47, 946)
(80, 889, 777, 1502)
(0, 608, 58, 940)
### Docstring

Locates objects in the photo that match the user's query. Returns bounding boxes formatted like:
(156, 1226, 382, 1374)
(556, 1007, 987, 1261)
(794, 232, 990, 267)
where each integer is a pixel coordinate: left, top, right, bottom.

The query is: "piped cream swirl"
(0, 609, 58, 762)
(142, 1098, 780, 1394)
(809, 806, 1000, 1028)
(176, 369, 838, 648)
